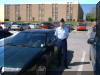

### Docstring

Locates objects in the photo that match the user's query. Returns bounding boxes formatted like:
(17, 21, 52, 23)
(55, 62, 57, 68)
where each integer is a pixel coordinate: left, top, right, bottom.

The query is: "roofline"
(4, 1, 80, 5)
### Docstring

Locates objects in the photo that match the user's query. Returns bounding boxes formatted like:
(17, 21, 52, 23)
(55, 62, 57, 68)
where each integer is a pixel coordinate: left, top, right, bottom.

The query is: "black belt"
(58, 38, 66, 41)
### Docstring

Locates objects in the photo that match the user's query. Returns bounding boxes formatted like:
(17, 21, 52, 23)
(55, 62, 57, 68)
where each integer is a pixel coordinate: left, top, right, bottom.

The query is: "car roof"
(23, 29, 55, 33)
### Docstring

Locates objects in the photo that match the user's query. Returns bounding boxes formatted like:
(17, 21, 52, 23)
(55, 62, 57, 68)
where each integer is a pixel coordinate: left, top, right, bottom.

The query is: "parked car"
(77, 23, 86, 31)
(11, 23, 30, 31)
(0, 22, 8, 31)
(53, 22, 59, 27)
(66, 23, 74, 30)
(93, 24, 96, 32)
(0, 31, 12, 39)
(0, 29, 57, 75)
(4, 22, 12, 31)
(65, 23, 74, 32)
(39, 22, 54, 29)
(29, 23, 39, 29)
(87, 31, 100, 74)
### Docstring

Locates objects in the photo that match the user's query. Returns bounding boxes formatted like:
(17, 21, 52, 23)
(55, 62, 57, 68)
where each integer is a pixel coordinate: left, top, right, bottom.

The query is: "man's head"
(60, 18, 65, 28)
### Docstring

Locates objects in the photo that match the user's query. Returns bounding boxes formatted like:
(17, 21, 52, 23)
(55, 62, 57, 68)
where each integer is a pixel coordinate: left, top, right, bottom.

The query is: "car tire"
(20, 27, 23, 31)
(8, 27, 11, 31)
(36, 63, 47, 75)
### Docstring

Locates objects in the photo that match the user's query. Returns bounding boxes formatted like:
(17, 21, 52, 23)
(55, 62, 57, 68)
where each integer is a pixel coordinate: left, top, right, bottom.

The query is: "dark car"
(65, 23, 74, 32)
(88, 32, 100, 74)
(0, 29, 57, 75)
(93, 24, 96, 32)
(0, 31, 12, 39)
(53, 22, 59, 27)
(39, 22, 54, 29)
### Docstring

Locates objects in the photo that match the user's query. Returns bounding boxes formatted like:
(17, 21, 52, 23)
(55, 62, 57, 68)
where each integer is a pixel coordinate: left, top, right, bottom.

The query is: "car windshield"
(7, 32, 46, 48)
(78, 24, 85, 26)
(41, 22, 52, 25)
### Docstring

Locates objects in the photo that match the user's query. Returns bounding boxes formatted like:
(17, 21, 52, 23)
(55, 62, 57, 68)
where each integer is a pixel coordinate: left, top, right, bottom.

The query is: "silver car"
(29, 23, 39, 29)
(11, 23, 30, 31)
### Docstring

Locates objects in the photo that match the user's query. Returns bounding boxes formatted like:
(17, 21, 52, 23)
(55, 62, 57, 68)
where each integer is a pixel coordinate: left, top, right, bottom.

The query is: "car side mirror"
(87, 38, 94, 44)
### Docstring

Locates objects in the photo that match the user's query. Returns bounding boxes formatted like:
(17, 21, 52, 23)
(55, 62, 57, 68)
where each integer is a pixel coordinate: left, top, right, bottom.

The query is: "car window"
(0, 31, 12, 39)
(8, 32, 46, 48)
(4, 45, 42, 68)
(47, 32, 56, 43)
(97, 37, 100, 47)
(78, 24, 85, 26)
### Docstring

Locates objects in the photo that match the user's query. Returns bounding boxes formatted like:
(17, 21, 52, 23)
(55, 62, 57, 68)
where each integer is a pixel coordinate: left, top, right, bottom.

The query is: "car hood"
(0, 45, 46, 69)
(0, 46, 4, 68)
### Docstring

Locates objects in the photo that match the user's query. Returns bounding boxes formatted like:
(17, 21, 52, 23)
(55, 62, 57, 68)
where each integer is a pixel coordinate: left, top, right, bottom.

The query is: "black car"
(88, 32, 100, 74)
(0, 31, 12, 39)
(0, 29, 57, 75)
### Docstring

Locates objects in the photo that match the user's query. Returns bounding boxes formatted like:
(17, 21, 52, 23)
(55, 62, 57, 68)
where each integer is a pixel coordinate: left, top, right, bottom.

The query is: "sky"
(0, 0, 99, 20)
(0, 0, 99, 4)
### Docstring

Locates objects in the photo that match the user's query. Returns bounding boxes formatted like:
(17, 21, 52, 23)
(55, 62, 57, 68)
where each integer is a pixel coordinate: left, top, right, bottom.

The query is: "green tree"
(18, 16, 21, 21)
(48, 17, 52, 22)
(86, 7, 96, 21)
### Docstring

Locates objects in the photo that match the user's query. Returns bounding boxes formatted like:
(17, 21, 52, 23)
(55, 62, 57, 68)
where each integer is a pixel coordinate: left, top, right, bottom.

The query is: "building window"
(66, 10, 72, 13)
(39, 4, 44, 9)
(70, 16, 72, 19)
(15, 11, 19, 14)
(26, 4, 31, 8)
(15, 5, 20, 9)
(67, 4, 70, 7)
(70, 10, 72, 13)
(52, 4, 58, 8)
(39, 16, 44, 20)
(70, 4, 72, 7)
(66, 16, 70, 19)
(67, 4, 72, 7)
(66, 16, 72, 19)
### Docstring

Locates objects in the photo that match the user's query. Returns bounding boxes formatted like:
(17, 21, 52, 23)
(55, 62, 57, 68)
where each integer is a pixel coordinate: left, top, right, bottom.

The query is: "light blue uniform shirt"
(55, 26, 69, 40)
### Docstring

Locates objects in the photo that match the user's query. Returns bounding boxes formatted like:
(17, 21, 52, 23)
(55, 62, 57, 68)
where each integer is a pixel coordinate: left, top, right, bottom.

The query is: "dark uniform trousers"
(57, 38, 68, 66)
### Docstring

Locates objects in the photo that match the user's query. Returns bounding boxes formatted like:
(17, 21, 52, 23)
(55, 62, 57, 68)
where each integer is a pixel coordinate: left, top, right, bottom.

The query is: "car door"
(47, 32, 57, 55)
(96, 37, 100, 71)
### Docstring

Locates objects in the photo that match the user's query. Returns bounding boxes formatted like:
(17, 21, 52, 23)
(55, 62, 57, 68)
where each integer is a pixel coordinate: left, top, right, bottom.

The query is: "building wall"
(5, 3, 83, 22)
(0, 5, 4, 22)
(44, 4, 52, 21)
(20, 4, 27, 21)
(58, 4, 66, 21)
(9, 5, 15, 21)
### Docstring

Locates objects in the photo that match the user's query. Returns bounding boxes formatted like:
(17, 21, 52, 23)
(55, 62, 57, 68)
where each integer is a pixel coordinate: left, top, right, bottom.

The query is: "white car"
(11, 23, 30, 31)
(29, 23, 39, 29)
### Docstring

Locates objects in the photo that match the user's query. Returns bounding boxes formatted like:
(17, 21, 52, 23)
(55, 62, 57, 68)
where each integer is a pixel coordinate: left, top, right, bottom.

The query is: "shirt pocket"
(63, 30, 67, 35)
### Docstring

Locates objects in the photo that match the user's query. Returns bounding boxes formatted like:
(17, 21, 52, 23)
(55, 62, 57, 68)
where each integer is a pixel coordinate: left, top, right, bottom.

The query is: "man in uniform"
(55, 18, 69, 68)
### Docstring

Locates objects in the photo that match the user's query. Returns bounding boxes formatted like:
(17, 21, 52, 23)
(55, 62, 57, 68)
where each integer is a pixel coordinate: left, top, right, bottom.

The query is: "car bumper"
(77, 28, 86, 31)
(11, 27, 20, 30)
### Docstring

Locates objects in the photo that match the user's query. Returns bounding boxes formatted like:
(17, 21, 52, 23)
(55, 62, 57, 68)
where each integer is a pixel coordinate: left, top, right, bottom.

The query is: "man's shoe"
(64, 64, 71, 69)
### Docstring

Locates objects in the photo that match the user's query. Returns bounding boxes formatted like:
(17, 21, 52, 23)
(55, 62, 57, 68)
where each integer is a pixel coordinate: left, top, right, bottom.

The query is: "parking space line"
(77, 51, 86, 75)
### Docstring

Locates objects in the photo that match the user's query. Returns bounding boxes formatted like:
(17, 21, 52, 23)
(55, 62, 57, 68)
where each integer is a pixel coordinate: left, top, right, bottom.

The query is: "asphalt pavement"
(47, 27, 94, 75)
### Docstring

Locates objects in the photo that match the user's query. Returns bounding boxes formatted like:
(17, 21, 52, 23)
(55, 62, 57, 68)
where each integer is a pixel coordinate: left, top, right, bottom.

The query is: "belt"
(58, 38, 66, 41)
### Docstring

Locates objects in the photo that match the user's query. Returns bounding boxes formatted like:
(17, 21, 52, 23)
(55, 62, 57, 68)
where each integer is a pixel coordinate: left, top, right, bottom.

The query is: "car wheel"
(20, 27, 23, 31)
(36, 63, 47, 75)
(28, 27, 31, 29)
(8, 27, 11, 31)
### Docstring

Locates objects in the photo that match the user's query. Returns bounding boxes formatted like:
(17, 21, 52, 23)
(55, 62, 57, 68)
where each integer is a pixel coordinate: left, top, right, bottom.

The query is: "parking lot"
(6, 26, 94, 75)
